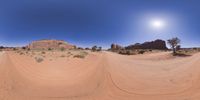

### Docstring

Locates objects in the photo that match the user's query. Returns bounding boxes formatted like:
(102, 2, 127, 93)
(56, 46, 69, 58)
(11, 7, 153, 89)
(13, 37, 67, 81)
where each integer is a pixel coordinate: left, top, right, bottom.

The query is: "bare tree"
(167, 37, 181, 54)
(92, 46, 97, 52)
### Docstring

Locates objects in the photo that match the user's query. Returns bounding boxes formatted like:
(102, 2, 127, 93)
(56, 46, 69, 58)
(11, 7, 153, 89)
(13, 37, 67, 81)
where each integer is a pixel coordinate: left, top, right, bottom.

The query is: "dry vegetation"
(174, 48, 200, 56)
(14, 49, 90, 63)
(73, 51, 88, 58)
(117, 49, 166, 55)
(35, 56, 44, 63)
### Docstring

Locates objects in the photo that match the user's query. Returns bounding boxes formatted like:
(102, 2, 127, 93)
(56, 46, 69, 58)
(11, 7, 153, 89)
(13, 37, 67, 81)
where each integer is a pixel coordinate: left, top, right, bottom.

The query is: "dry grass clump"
(118, 49, 146, 55)
(173, 50, 194, 57)
(172, 52, 191, 57)
(15, 50, 24, 55)
(119, 50, 136, 55)
(35, 56, 44, 63)
(41, 51, 46, 54)
(73, 54, 85, 58)
(73, 51, 88, 59)
(20, 52, 24, 55)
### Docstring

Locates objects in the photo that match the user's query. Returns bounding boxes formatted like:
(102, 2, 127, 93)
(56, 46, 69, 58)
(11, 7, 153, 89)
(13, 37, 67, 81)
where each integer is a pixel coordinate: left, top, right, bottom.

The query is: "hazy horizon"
(0, 0, 200, 48)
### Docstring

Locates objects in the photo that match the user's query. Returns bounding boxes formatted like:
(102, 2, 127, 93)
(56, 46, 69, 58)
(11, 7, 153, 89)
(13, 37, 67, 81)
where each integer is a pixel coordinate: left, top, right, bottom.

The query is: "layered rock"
(125, 39, 168, 50)
(27, 39, 75, 50)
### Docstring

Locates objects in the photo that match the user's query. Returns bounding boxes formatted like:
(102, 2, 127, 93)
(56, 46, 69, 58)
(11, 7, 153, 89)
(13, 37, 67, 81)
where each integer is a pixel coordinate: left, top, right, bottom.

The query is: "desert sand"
(1, 51, 200, 100)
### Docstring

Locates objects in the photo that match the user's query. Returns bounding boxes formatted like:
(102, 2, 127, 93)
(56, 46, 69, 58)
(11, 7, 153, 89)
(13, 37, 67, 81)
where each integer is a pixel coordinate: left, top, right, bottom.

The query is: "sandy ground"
(1, 51, 200, 100)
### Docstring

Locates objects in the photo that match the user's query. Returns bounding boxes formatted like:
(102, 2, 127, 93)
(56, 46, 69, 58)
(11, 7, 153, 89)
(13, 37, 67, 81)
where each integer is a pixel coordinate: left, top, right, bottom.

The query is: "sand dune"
(1, 51, 200, 100)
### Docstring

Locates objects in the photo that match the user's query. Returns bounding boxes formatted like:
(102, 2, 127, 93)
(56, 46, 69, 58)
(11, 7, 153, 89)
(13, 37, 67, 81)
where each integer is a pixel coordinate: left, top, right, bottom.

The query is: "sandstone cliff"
(28, 39, 75, 50)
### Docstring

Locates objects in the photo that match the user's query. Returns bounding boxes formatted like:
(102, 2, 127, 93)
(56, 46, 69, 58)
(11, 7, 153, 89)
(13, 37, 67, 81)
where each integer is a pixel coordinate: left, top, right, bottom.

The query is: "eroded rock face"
(125, 39, 168, 50)
(28, 40, 75, 50)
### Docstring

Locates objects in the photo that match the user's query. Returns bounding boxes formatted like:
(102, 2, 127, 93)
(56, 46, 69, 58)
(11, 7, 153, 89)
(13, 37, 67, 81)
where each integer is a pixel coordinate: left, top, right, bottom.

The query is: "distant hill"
(111, 39, 168, 51)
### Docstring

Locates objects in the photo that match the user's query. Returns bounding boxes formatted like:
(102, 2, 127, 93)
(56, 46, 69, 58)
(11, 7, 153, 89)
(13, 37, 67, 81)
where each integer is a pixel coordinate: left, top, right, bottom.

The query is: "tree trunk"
(172, 46, 176, 54)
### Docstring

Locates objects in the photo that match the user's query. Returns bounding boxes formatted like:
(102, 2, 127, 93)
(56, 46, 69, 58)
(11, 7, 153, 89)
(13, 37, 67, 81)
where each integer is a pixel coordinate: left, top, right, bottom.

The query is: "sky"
(0, 0, 200, 48)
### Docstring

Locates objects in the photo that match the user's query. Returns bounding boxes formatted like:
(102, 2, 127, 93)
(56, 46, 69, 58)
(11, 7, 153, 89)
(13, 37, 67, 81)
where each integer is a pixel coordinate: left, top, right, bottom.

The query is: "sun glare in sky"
(150, 19, 165, 30)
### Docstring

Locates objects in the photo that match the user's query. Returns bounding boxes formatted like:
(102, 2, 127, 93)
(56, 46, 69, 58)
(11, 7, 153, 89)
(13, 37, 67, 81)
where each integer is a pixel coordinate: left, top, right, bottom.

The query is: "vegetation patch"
(41, 51, 46, 54)
(119, 50, 136, 55)
(138, 50, 145, 54)
(172, 52, 191, 57)
(73, 51, 88, 59)
(35, 57, 44, 63)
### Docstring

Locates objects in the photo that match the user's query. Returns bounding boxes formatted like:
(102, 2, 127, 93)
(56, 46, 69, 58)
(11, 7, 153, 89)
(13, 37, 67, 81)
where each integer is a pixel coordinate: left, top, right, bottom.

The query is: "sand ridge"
(1, 51, 200, 100)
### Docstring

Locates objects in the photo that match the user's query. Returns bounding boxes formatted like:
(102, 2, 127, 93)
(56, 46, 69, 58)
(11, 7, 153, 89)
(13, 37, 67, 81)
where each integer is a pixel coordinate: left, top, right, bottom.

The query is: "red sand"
(1, 51, 200, 100)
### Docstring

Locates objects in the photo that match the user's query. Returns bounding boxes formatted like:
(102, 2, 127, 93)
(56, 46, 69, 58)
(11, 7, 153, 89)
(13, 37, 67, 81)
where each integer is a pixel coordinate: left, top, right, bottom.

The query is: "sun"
(150, 19, 165, 29)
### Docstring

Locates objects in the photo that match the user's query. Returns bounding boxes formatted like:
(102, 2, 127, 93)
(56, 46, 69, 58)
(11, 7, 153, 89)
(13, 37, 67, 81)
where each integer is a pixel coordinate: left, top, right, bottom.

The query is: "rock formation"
(27, 39, 75, 50)
(125, 39, 168, 50)
(111, 44, 124, 51)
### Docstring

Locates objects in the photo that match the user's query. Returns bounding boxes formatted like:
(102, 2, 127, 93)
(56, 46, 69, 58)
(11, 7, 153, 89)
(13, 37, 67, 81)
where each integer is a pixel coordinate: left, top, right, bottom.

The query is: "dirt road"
(0, 51, 200, 100)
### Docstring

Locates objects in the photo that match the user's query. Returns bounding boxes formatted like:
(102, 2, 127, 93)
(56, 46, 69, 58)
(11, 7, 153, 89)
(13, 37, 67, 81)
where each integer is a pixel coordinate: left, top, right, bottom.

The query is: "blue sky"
(0, 0, 200, 48)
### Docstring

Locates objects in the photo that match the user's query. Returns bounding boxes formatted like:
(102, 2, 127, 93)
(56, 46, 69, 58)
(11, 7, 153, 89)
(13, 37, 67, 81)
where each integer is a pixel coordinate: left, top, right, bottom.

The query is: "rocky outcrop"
(27, 39, 75, 50)
(111, 44, 124, 51)
(125, 39, 168, 50)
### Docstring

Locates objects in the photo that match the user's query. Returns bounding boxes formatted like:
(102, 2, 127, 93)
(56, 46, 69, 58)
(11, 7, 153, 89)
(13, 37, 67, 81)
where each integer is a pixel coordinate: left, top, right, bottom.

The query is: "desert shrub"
(73, 54, 85, 58)
(20, 52, 24, 55)
(48, 48, 52, 51)
(138, 50, 145, 54)
(193, 48, 197, 50)
(35, 57, 44, 63)
(92, 46, 102, 52)
(77, 47, 84, 50)
(172, 52, 191, 57)
(127, 50, 137, 55)
(97, 47, 102, 51)
(85, 48, 90, 50)
(126, 50, 134, 55)
(149, 49, 152, 52)
(13, 48, 17, 51)
(119, 50, 126, 55)
(22, 47, 26, 50)
(119, 50, 135, 55)
(73, 51, 88, 58)
(92, 46, 98, 52)
(81, 51, 88, 55)
(60, 47, 66, 51)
